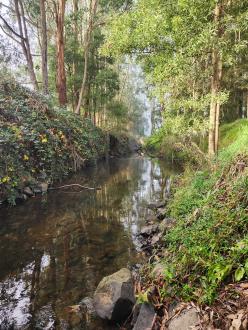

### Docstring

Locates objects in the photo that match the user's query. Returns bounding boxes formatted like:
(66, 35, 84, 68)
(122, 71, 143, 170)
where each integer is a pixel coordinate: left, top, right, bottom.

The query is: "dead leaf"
(66, 305, 81, 313)
(239, 283, 248, 289)
(228, 310, 244, 330)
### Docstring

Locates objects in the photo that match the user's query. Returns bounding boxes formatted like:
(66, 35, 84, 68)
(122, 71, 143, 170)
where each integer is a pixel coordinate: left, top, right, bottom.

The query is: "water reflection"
(0, 157, 177, 329)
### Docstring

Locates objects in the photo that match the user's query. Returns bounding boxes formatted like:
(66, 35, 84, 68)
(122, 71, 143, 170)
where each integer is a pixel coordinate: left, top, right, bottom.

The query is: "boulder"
(80, 297, 96, 316)
(147, 201, 167, 210)
(23, 186, 34, 197)
(140, 224, 158, 237)
(39, 182, 48, 193)
(33, 187, 42, 194)
(159, 218, 176, 233)
(168, 308, 200, 330)
(133, 303, 156, 330)
(150, 232, 162, 245)
(93, 268, 135, 322)
(156, 208, 167, 220)
(33, 183, 48, 194)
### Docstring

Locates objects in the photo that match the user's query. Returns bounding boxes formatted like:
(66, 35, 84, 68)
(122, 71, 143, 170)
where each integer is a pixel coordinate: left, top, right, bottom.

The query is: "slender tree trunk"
(75, 0, 98, 114)
(208, 2, 223, 156)
(55, 0, 67, 106)
(72, 0, 79, 110)
(14, 0, 38, 90)
(39, 0, 49, 94)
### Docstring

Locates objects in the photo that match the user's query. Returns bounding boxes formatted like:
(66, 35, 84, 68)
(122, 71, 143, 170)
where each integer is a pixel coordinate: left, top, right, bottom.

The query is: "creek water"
(0, 156, 178, 330)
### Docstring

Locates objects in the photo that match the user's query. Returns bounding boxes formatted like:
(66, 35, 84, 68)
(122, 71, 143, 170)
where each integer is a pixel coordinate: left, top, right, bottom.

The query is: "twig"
(49, 183, 101, 191)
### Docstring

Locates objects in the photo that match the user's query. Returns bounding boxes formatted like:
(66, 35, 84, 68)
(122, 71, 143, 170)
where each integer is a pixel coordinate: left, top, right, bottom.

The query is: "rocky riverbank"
(89, 153, 248, 330)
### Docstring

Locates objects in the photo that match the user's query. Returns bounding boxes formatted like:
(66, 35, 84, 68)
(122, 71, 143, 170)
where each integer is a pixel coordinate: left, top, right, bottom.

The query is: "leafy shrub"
(0, 77, 107, 204)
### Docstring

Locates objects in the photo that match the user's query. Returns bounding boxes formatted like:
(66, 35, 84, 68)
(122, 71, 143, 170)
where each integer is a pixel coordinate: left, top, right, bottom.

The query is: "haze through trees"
(103, 0, 248, 155)
(1, 0, 248, 154)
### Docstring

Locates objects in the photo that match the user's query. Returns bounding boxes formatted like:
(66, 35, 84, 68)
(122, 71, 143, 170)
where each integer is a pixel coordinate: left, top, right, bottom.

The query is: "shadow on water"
(0, 156, 179, 329)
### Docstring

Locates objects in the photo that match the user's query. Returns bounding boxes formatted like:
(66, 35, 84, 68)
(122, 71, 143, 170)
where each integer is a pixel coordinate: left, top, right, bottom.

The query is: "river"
(0, 156, 177, 329)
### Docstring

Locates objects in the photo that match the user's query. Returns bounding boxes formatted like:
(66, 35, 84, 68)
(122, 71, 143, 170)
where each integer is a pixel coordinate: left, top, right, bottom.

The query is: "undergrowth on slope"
(0, 77, 107, 204)
(154, 122, 248, 304)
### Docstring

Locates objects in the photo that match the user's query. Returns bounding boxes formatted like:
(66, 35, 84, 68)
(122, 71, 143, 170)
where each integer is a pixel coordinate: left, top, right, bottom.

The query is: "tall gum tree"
(209, 2, 224, 156)
(0, 0, 38, 90)
(75, 0, 98, 115)
(39, 0, 49, 94)
(54, 0, 67, 106)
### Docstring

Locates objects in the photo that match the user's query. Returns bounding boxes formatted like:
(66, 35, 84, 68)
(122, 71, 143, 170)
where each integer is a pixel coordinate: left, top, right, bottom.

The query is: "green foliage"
(154, 122, 248, 304)
(219, 119, 248, 149)
(103, 0, 248, 139)
(0, 77, 107, 204)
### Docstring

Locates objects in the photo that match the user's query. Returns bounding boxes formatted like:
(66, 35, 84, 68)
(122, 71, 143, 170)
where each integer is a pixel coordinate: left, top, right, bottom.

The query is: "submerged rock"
(93, 268, 135, 322)
(168, 308, 200, 330)
(132, 303, 156, 330)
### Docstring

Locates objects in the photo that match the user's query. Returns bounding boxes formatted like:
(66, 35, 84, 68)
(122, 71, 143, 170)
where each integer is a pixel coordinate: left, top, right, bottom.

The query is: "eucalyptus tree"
(0, 0, 38, 89)
(103, 0, 248, 155)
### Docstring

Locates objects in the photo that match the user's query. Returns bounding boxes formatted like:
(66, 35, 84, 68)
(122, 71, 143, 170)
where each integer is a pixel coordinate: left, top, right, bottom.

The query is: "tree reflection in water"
(0, 157, 178, 329)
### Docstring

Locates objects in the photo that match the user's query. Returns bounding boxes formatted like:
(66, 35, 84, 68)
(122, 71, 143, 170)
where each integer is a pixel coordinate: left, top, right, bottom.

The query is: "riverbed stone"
(93, 268, 135, 322)
(159, 218, 176, 233)
(80, 297, 96, 315)
(168, 308, 200, 330)
(23, 186, 34, 197)
(140, 224, 158, 236)
(156, 207, 167, 220)
(39, 182, 48, 193)
(147, 201, 167, 210)
(133, 303, 156, 330)
(150, 232, 162, 245)
(33, 182, 48, 194)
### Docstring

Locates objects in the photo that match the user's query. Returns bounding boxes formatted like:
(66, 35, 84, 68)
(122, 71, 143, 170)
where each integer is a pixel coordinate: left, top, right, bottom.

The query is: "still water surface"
(0, 157, 177, 329)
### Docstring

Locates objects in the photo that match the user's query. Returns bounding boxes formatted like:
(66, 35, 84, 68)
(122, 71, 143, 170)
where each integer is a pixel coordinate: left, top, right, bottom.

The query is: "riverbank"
(135, 120, 248, 328)
(0, 78, 138, 205)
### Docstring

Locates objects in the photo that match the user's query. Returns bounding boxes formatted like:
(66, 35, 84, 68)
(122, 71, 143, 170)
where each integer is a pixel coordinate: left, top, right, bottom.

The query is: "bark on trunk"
(72, 0, 79, 111)
(14, 0, 39, 90)
(55, 0, 67, 106)
(75, 0, 98, 115)
(208, 2, 223, 156)
(39, 0, 49, 94)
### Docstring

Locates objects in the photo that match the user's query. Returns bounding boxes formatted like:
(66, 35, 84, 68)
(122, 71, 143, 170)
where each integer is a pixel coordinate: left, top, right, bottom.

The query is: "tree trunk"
(72, 0, 79, 111)
(75, 0, 98, 114)
(39, 0, 49, 94)
(208, 2, 223, 156)
(14, 0, 39, 90)
(55, 0, 67, 106)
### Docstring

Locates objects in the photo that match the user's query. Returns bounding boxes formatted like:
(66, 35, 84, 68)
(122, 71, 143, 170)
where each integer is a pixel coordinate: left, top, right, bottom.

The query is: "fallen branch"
(49, 183, 101, 191)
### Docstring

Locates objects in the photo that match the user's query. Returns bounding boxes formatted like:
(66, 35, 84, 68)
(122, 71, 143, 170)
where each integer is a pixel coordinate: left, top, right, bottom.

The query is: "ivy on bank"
(0, 78, 107, 204)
